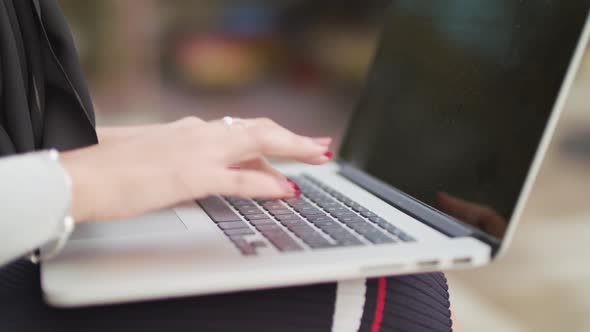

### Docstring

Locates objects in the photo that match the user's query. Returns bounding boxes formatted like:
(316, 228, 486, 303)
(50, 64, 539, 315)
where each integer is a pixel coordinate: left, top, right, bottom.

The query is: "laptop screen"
(340, 1, 589, 240)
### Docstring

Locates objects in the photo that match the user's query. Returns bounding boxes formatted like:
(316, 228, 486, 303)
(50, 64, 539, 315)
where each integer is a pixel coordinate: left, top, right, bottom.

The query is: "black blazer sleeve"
(0, 0, 97, 157)
(35, 0, 98, 152)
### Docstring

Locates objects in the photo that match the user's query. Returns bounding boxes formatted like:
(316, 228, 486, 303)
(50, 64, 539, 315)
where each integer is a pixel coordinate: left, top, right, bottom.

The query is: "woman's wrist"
(60, 149, 96, 223)
(96, 125, 158, 145)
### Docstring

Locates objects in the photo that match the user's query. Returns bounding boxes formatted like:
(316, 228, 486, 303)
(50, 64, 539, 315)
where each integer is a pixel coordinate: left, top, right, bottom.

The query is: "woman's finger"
(219, 118, 333, 164)
(239, 157, 302, 195)
(239, 158, 284, 180)
(214, 169, 297, 199)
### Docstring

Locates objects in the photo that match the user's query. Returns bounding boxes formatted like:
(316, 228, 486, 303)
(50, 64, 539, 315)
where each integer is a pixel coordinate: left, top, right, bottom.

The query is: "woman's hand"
(96, 125, 161, 146)
(61, 117, 333, 223)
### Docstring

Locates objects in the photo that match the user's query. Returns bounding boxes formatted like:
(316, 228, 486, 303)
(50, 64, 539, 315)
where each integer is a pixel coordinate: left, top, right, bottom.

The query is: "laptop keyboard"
(198, 175, 415, 256)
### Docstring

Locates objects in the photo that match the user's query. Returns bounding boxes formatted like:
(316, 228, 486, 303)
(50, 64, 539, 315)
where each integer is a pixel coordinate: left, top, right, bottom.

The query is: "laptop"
(42, 1, 590, 307)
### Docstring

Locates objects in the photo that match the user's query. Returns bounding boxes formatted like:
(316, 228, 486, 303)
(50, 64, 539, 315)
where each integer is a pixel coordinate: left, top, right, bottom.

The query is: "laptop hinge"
(338, 161, 501, 254)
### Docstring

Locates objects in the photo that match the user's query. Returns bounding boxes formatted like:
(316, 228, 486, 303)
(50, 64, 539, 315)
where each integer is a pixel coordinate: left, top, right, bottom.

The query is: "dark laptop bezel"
(334, 3, 590, 257)
(337, 162, 501, 254)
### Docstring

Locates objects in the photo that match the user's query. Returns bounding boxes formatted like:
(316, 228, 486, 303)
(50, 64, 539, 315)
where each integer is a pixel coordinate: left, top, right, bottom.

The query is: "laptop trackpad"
(71, 209, 187, 240)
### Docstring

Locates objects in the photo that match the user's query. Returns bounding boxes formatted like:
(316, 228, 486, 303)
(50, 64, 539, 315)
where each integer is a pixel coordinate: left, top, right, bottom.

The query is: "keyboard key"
(228, 199, 257, 208)
(199, 196, 242, 223)
(230, 200, 256, 209)
(249, 219, 276, 226)
(340, 198, 354, 206)
(251, 240, 267, 248)
(295, 228, 326, 239)
(300, 209, 325, 217)
(339, 216, 366, 226)
(291, 230, 326, 241)
(331, 233, 362, 243)
(261, 232, 292, 244)
(330, 211, 357, 218)
(255, 199, 274, 204)
(284, 198, 307, 206)
(321, 225, 351, 234)
(238, 207, 262, 215)
(295, 231, 330, 243)
(308, 241, 336, 249)
(217, 221, 250, 230)
(336, 238, 364, 246)
(398, 233, 416, 242)
(369, 216, 388, 225)
(325, 206, 348, 213)
(258, 226, 303, 251)
(331, 193, 345, 200)
(255, 224, 284, 233)
(348, 203, 362, 211)
(312, 220, 340, 228)
(313, 202, 335, 209)
(262, 202, 285, 210)
(375, 221, 404, 236)
(293, 205, 319, 213)
(224, 228, 256, 236)
(306, 215, 333, 223)
(268, 209, 294, 216)
(267, 237, 303, 252)
(365, 233, 396, 244)
(316, 201, 340, 209)
(231, 238, 257, 256)
(279, 219, 307, 227)
(306, 194, 330, 202)
(347, 222, 380, 234)
(226, 197, 250, 205)
(228, 235, 248, 242)
(359, 210, 377, 218)
(261, 230, 289, 238)
(288, 225, 318, 236)
(275, 214, 300, 221)
(244, 214, 270, 220)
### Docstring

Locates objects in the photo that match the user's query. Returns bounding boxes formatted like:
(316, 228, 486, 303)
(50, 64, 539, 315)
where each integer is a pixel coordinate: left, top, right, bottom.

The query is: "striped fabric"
(1, 260, 451, 332)
(359, 275, 452, 332)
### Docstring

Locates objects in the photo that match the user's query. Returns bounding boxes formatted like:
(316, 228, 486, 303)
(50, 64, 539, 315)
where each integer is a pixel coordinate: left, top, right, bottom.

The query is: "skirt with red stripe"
(1, 260, 452, 332)
(359, 275, 452, 332)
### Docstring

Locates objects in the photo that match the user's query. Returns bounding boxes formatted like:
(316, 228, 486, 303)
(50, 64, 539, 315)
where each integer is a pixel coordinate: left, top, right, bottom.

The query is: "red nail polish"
(324, 151, 334, 159)
(287, 178, 300, 192)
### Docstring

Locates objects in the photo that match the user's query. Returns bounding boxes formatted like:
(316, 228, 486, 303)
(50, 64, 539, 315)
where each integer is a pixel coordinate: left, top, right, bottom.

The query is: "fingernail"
(324, 151, 334, 159)
(312, 137, 333, 147)
(286, 178, 300, 192)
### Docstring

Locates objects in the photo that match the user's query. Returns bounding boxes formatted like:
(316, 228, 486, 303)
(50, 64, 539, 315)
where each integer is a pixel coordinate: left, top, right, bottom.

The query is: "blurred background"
(60, 1, 590, 331)
(60, 0, 390, 143)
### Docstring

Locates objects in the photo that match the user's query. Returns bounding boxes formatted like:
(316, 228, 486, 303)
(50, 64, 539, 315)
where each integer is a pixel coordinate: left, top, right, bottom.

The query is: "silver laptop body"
(42, 1, 590, 307)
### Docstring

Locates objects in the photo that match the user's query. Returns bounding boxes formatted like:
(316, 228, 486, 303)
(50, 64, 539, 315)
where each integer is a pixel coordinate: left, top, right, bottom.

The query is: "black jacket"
(0, 0, 97, 157)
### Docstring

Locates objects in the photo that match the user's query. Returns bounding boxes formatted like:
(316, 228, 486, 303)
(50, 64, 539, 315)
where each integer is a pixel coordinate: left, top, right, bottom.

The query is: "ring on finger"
(222, 116, 247, 130)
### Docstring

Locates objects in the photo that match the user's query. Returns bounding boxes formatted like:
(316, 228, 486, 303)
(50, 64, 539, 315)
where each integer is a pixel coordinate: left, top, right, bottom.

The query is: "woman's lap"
(1, 260, 452, 332)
